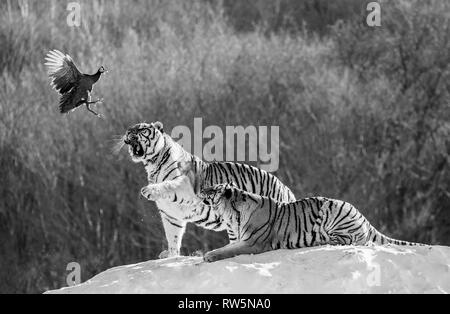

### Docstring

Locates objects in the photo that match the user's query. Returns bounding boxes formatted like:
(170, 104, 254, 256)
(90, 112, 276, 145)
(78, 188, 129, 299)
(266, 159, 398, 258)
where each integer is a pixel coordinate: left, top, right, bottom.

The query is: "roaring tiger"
(195, 184, 425, 262)
(123, 121, 295, 258)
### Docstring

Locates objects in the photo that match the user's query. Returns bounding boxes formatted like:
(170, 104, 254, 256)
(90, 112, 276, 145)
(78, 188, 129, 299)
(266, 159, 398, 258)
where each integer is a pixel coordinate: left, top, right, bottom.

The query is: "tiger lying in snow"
(142, 161, 425, 262)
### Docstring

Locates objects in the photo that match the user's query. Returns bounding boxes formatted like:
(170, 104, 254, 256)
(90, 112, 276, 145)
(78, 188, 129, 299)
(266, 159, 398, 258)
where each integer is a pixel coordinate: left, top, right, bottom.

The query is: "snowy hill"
(46, 245, 450, 294)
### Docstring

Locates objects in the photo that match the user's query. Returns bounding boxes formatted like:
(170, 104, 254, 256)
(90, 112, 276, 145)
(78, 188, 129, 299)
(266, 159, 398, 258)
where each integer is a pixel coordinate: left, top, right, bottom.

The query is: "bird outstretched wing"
(44, 50, 82, 95)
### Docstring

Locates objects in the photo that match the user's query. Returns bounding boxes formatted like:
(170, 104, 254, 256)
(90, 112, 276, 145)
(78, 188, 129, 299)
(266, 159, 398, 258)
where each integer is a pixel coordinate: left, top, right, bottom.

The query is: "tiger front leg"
(158, 210, 186, 258)
(204, 241, 264, 262)
(226, 228, 238, 244)
(141, 184, 161, 201)
(141, 184, 172, 201)
(141, 178, 185, 201)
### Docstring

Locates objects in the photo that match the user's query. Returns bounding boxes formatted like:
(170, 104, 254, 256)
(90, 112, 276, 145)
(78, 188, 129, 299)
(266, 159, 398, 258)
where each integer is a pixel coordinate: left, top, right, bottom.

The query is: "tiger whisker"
(111, 134, 125, 140)
(111, 136, 126, 156)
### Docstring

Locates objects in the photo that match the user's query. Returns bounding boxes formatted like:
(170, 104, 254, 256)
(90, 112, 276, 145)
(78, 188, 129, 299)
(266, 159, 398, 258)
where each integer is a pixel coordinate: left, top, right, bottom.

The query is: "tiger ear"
(154, 121, 164, 133)
(224, 188, 233, 199)
(177, 161, 192, 175)
(193, 177, 201, 195)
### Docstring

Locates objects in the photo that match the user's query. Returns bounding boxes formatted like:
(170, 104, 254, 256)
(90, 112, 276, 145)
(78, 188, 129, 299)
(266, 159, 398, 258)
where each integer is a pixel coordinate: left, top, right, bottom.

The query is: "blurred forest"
(0, 0, 449, 293)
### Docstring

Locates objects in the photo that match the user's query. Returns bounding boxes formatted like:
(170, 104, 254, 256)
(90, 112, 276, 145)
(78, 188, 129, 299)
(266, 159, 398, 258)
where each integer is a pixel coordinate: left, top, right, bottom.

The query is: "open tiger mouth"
(125, 138, 144, 158)
(131, 142, 144, 157)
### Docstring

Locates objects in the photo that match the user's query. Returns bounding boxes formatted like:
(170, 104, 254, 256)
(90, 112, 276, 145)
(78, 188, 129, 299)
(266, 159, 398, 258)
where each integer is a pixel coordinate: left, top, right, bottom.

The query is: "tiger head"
(200, 183, 252, 214)
(124, 121, 165, 163)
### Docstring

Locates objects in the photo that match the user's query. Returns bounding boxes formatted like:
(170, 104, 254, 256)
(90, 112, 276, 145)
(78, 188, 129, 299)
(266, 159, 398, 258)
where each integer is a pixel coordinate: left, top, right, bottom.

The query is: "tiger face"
(200, 183, 250, 214)
(124, 121, 165, 163)
(200, 184, 230, 207)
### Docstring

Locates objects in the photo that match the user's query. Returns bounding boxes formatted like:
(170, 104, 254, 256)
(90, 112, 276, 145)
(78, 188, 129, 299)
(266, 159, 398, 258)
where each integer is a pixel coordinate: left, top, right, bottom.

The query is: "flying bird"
(44, 50, 107, 117)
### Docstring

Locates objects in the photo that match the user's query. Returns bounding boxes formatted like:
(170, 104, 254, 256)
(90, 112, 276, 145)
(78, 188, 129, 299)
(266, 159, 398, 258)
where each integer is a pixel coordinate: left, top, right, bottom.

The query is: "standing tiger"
(123, 121, 295, 258)
(195, 184, 425, 262)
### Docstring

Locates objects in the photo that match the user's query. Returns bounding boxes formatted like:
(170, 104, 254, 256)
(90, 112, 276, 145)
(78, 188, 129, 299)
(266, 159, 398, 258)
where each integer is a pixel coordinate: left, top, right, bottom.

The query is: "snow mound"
(46, 245, 450, 294)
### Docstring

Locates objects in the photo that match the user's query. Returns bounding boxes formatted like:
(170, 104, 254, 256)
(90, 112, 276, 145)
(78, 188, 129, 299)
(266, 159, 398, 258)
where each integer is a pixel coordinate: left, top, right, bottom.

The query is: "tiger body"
(199, 184, 425, 262)
(123, 122, 295, 257)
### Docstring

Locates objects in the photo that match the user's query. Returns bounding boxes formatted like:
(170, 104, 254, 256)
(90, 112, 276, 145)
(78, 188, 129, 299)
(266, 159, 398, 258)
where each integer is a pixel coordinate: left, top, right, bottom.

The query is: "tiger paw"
(158, 249, 180, 259)
(141, 185, 160, 201)
(191, 250, 204, 257)
(203, 251, 220, 263)
(158, 250, 170, 259)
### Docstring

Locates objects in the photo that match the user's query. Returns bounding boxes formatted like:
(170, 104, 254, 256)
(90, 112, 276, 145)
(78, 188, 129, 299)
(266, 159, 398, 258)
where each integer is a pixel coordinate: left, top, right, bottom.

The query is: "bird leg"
(85, 103, 102, 117)
(85, 94, 104, 117)
(86, 98, 103, 105)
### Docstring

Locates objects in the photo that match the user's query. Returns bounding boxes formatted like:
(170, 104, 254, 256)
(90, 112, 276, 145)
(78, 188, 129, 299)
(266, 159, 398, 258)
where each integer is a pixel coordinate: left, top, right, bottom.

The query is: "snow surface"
(46, 245, 450, 294)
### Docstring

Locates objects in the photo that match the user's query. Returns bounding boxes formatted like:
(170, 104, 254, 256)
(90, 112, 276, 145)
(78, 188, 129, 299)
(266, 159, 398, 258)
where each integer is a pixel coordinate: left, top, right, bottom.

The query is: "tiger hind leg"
(318, 199, 373, 246)
(203, 241, 264, 262)
(311, 203, 332, 246)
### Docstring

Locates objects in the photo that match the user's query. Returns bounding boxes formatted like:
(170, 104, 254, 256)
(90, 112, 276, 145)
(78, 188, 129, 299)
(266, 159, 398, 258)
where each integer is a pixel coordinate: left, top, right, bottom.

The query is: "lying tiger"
(199, 184, 425, 262)
(144, 161, 425, 262)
